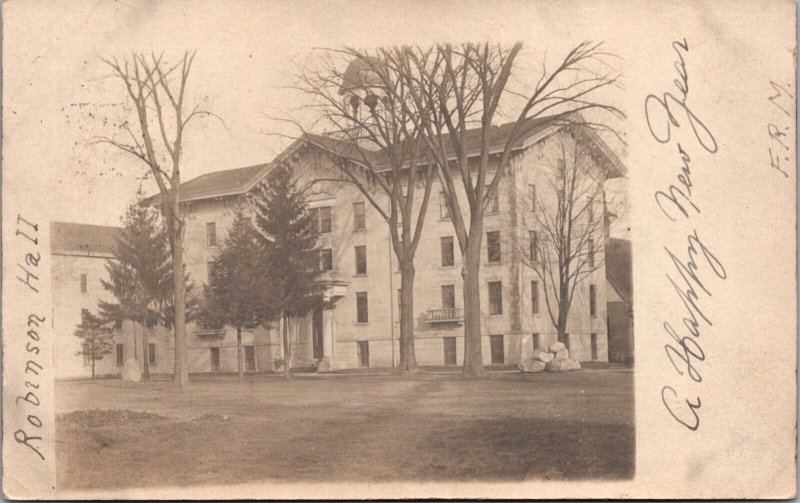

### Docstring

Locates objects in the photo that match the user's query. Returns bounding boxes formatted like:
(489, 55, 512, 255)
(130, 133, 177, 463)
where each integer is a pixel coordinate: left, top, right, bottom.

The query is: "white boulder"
(518, 359, 547, 373)
(530, 349, 554, 363)
(548, 341, 566, 353)
(122, 357, 142, 382)
(545, 358, 581, 372)
(553, 348, 570, 360)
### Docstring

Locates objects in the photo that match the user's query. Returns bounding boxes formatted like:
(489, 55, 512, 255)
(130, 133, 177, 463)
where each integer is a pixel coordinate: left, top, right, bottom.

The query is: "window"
(531, 281, 540, 314)
(439, 192, 449, 219)
(587, 201, 594, 226)
(532, 333, 541, 350)
(486, 185, 499, 213)
(353, 202, 366, 230)
(591, 333, 598, 361)
(487, 231, 501, 263)
(488, 281, 503, 315)
(80, 273, 87, 293)
(311, 206, 333, 234)
(206, 222, 217, 247)
(490, 334, 505, 364)
(397, 288, 402, 316)
(357, 341, 370, 367)
(588, 239, 595, 267)
(116, 343, 124, 366)
(245, 345, 256, 371)
(356, 292, 369, 323)
(355, 245, 367, 275)
(529, 184, 537, 211)
(207, 262, 218, 286)
(443, 337, 457, 365)
(210, 347, 220, 371)
(83, 353, 91, 366)
(320, 248, 333, 271)
(441, 236, 455, 267)
(529, 231, 538, 262)
(441, 285, 456, 310)
(114, 319, 123, 330)
(148, 343, 156, 364)
(590, 284, 597, 316)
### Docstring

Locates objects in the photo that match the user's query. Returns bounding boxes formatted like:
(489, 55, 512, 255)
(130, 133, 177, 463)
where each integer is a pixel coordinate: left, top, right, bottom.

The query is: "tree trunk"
(237, 327, 244, 383)
(462, 228, 486, 377)
(172, 222, 189, 389)
(91, 344, 96, 380)
(397, 263, 418, 373)
(282, 311, 291, 378)
(141, 323, 150, 381)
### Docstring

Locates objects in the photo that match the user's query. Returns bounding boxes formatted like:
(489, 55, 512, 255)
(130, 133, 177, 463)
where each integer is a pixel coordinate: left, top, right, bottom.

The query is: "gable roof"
(605, 237, 632, 302)
(160, 116, 625, 204)
(50, 221, 122, 255)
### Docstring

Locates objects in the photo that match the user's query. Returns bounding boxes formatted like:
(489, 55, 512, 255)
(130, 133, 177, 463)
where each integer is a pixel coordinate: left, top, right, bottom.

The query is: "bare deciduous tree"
(95, 51, 221, 389)
(293, 48, 439, 373)
(518, 133, 609, 343)
(399, 41, 622, 376)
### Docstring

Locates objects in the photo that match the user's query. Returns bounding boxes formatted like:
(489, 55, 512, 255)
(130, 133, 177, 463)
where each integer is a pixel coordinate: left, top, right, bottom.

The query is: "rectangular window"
(206, 222, 217, 247)
(588, 238, 595, 267)
(529, 184, 537, 211)
(357, 341, 370, 368)
(353, 202, 366, 230)
(311, 206, 332, 234)
(441, 285, 456, 310)
(320, 248, 333, 271)
(587, 200, 594, 226)
(210, 347, 220, 371)
(532, 333, 541, 350)
(531, 281, 540, 314)
(114, 319, 123, 330)
(441, 236, 455, 267)
(116, 343, 124, 366)
(487, 231, 501, 263)
(443, 337, 457, 365)
(355, 245, 367, 275)
(486, 185, 499, 213)
(356, 292, 369, 323)
(439, 192, 449, 220)
(397, 288, 402, 317)
(80, 273, 87, 293)
(148, 343, 156, 364)
(207, 262, 218, 286)
(529, 230, 538, 262)
(488, 281, 503, 315)
(490, 334, 505, 364)
(591, 333, 598, 361)
(590, 284, 597, 317)
(245, 345, 256, 371)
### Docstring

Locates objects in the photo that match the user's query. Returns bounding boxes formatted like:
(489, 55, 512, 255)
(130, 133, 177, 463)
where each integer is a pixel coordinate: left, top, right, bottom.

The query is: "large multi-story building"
(170, 116, 624, 372)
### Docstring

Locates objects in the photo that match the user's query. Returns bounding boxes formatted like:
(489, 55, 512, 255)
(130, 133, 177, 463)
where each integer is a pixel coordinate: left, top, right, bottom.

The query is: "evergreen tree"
(199, 208, 268, 382)
(251, 164, 324, 377)
(99, 202, 172, 381)
(74, 310, 114, 379)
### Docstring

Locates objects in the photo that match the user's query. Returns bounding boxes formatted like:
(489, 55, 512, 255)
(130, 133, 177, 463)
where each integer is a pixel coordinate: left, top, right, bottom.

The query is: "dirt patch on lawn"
(59, 409, 167, 428)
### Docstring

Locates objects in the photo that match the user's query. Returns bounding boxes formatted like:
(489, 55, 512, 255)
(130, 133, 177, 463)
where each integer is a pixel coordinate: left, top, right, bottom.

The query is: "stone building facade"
(171, 120, 625, 371)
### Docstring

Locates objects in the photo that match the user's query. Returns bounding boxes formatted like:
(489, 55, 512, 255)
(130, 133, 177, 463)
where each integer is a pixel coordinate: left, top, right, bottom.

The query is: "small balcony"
(317, 269, 349, 300)
(194, 325, 226, 338)
(425, 307, 465, 324)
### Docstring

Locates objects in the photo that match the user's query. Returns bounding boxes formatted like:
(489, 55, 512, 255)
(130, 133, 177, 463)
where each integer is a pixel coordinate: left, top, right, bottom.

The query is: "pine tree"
(199, 208, 268, 382)
(251, 164, 324, 377)
(74, 310, 114, 379)
(99, 202, 172, 381)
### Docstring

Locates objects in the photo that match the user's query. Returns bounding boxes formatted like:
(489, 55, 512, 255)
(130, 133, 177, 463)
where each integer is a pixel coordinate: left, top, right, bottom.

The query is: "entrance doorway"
(443, 337, 457, 365)
(312, 307, 324, 359)
(357, 341, 369, 368)
(245, 345, 256, 371)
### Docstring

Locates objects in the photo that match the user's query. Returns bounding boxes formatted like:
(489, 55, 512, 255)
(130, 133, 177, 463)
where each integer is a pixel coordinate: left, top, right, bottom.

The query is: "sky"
(4, 0, 630, 237)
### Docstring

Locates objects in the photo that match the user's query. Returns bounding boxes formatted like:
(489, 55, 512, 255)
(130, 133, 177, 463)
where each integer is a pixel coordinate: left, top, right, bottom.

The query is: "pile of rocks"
(518, 342, 582, 373)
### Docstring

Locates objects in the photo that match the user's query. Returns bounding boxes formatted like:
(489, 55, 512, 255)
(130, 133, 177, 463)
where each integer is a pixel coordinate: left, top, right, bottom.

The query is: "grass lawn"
(56, 369, 634, 489)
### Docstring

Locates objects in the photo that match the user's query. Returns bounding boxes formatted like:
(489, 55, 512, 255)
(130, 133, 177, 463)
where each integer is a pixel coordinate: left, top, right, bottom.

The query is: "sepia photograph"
(3, 0, 794, 499)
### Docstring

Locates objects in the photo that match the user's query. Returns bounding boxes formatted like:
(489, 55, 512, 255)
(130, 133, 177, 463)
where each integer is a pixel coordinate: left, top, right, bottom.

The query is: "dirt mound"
(59, 409, 166, 428)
